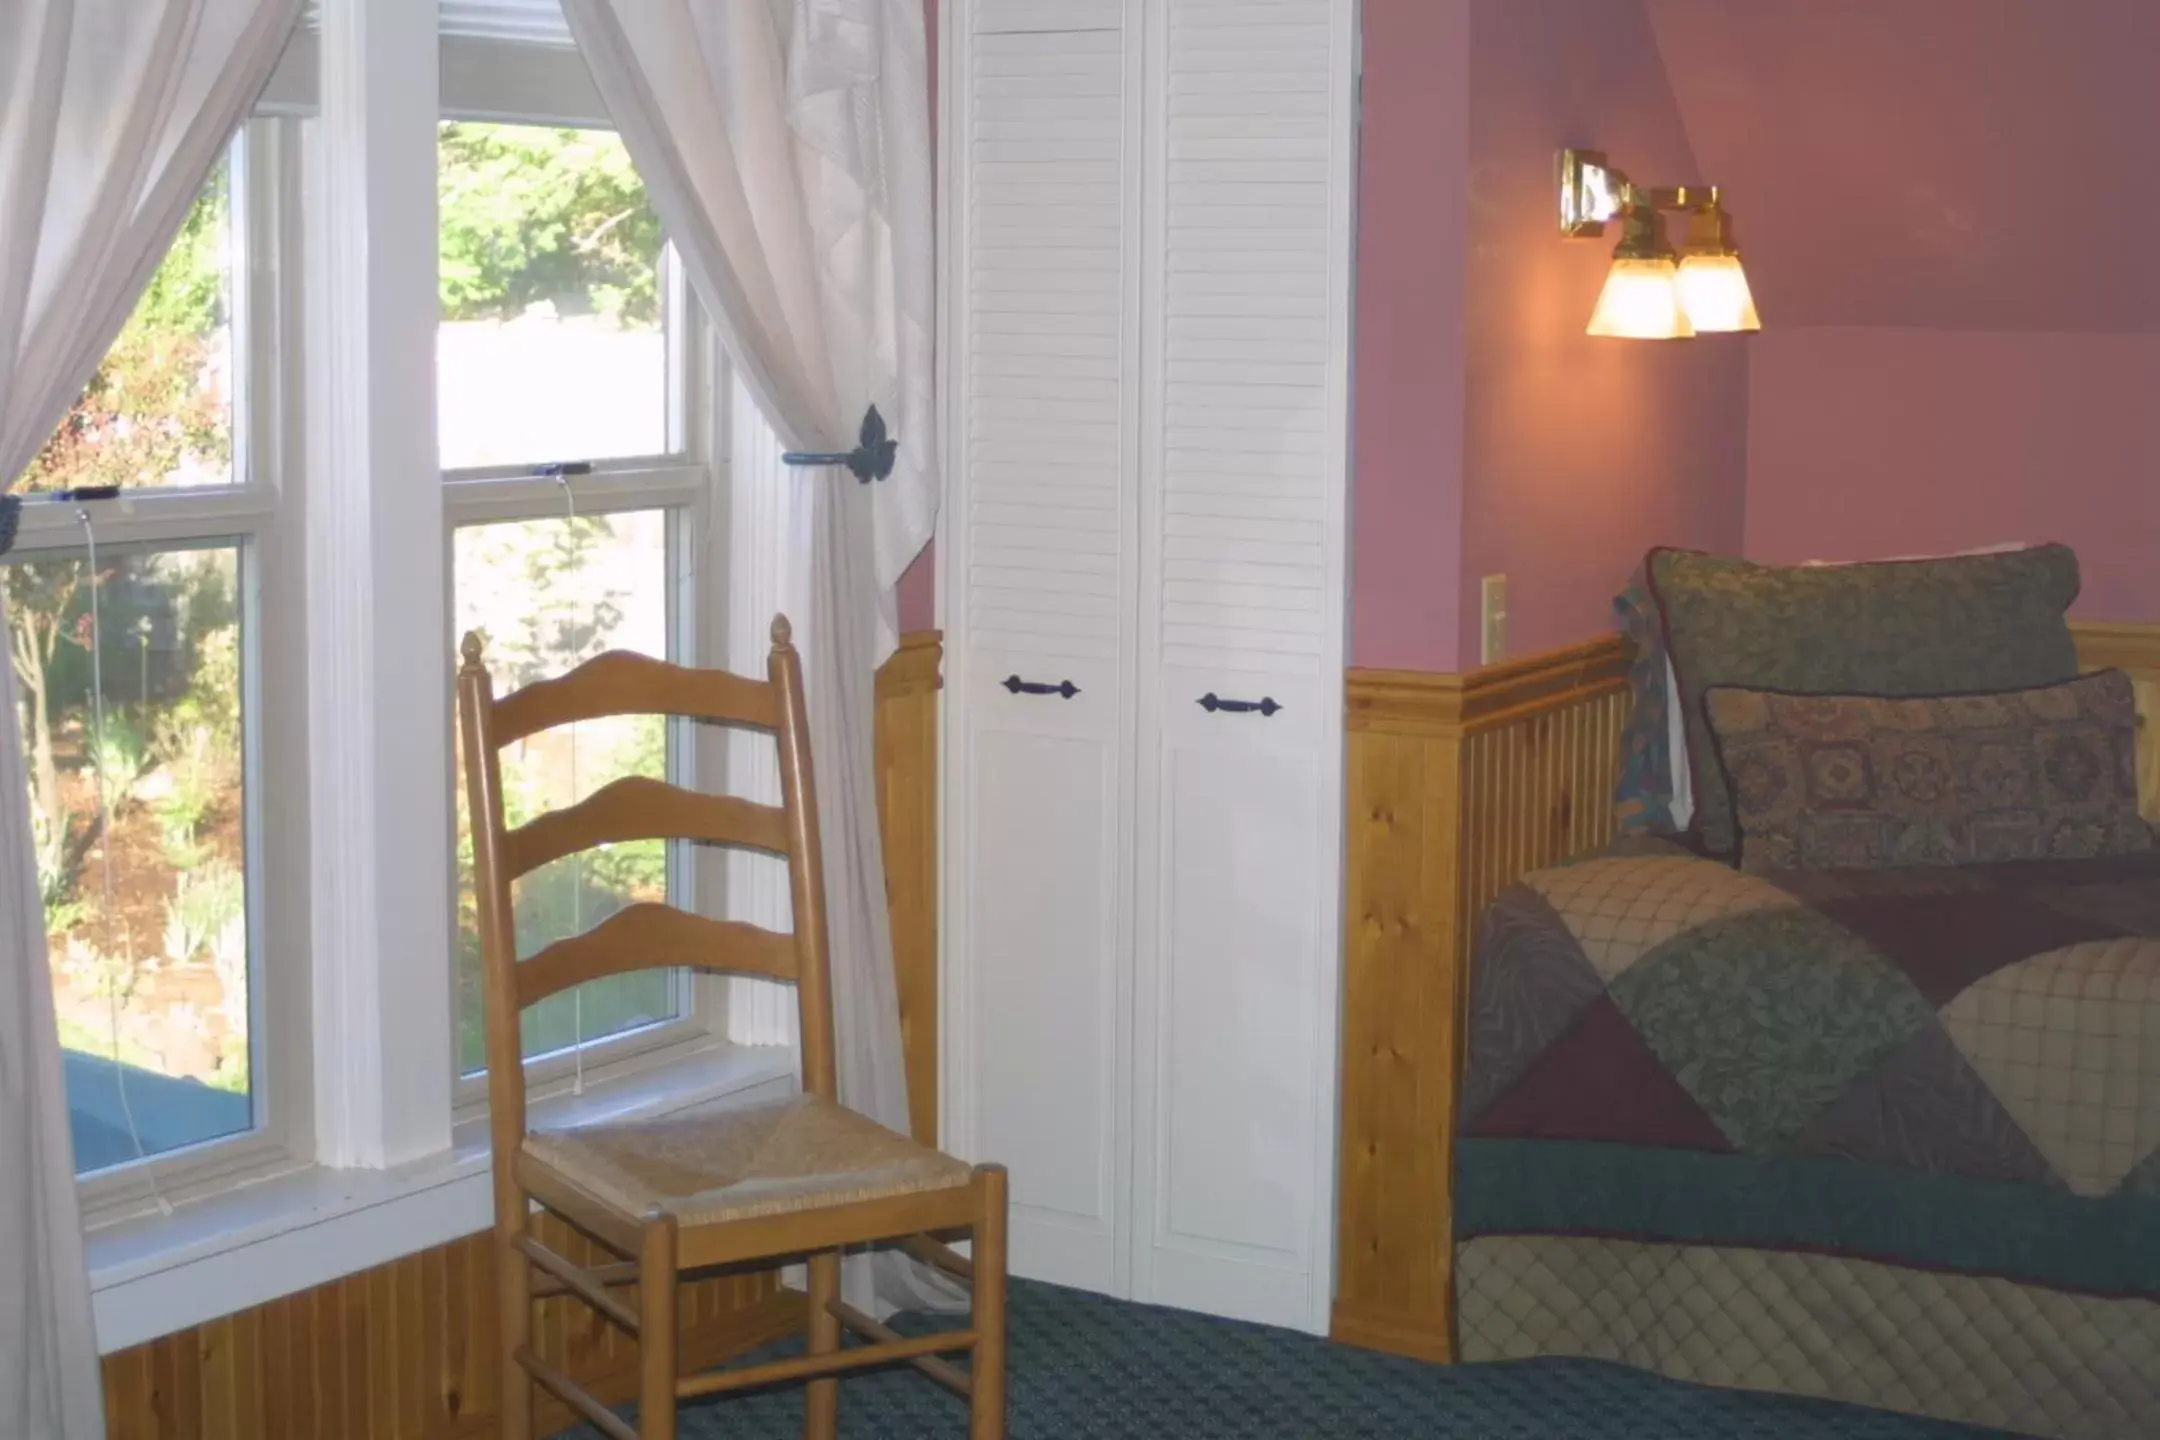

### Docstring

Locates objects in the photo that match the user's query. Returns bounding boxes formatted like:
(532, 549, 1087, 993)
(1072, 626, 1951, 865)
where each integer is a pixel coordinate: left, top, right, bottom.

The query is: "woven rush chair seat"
(525, 1095, 974, 1227)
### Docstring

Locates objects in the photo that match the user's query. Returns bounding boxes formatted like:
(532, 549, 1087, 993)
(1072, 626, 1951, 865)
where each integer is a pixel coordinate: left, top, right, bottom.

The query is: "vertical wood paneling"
(2072, 620, 2160, 822)
(876, 631, 944, 1145)
(1332, 638, 1631, 1363)
(102, 1218, 797, 1439)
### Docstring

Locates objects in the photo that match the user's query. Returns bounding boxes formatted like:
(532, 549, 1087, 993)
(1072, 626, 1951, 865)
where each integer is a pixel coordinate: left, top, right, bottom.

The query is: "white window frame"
(81, 6, 788, 1352)
(436, 118, 737, 1114)
(9, 118, 316, 1225)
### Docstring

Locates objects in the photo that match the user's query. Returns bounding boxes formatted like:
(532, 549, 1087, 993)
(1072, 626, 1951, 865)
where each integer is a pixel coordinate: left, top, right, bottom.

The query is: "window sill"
(87, 1041, 798, 1354)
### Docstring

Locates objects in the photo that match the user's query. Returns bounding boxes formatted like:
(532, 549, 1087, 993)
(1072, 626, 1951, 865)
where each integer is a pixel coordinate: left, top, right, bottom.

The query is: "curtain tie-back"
(781, 404, 898, 483)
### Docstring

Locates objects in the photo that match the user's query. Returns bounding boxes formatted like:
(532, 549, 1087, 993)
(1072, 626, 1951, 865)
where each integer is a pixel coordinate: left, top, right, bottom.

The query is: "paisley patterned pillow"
(1703, 670, 2152, 873)
(1648, 545, 2081, 854)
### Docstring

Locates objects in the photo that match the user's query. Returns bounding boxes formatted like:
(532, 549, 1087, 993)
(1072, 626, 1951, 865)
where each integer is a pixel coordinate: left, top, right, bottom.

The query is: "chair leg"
(498, 1217, 534, 1440)
(803, 1249, 843, 1440)
(971, 1165, 1010, 1440)
(640, 1218, 680, 1440)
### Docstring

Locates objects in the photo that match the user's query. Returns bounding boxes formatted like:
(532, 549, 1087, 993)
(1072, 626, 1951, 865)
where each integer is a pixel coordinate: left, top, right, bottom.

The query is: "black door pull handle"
(1004, 675, 1079, 699)
(1197, 693, 1280, 716)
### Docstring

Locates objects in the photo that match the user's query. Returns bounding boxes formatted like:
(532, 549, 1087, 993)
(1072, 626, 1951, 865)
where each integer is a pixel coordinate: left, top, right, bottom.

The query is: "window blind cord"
(77, 509, 175, 1218)
(560, 471, 585, 1098)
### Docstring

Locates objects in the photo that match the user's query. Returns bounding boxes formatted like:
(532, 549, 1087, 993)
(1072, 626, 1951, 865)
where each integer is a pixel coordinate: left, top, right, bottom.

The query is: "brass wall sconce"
(1559, 148, 1761, 339)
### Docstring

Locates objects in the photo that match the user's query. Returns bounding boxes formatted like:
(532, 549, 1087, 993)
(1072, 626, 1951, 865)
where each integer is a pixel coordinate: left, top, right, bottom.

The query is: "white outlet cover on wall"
(1481, 574, 1508, 665)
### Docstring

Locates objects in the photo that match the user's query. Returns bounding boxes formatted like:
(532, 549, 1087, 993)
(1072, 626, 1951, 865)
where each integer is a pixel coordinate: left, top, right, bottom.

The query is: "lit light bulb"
(1676, 252, 1761, 333)
(1587, 258, 1695, 340)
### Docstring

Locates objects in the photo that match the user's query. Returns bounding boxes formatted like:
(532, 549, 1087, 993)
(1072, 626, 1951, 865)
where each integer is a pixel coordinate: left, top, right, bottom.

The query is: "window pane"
(6, 545, 253, 1173)
(438, 123, 667, 470)
(453, 509, 679, 1073)
(19, 169, 235, 494)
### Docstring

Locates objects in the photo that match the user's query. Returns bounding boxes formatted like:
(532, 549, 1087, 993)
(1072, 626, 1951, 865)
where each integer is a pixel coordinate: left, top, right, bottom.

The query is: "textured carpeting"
(568, 1278, 2030, 1439)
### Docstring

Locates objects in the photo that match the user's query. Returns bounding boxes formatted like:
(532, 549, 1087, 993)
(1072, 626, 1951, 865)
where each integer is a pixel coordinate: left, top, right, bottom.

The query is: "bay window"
(42, 3, 776, 1351)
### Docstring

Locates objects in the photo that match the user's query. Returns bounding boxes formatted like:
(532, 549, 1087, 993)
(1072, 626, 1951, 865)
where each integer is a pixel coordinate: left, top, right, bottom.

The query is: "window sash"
(262, 33, 609, 132)
(430, 71, 730, 1113)
(9, 118, 316, 1223)
(442, 473, 721, 1111)
(435, 235, 694, 478)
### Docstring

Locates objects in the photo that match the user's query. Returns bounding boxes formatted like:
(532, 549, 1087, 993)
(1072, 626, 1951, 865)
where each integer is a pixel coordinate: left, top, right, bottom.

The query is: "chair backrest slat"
(491, 649, 780, 745)
(514, 903, 798, 1009)
(456, 616, 838, 1161)
(504, 775, 791, 879)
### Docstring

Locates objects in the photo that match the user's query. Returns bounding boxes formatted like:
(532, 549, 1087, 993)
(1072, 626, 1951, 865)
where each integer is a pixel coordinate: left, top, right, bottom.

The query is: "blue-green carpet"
(570, 1278, 2030, 1438)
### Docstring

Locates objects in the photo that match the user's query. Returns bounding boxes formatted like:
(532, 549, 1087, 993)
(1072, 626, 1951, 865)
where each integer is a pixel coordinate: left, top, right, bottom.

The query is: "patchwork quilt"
(1456, 838, 2160, 1300)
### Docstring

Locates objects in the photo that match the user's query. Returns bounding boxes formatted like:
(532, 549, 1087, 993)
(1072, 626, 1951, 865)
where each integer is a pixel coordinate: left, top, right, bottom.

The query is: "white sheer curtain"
(561, 0, 946, 1314)
(0, 2, 300, 1431)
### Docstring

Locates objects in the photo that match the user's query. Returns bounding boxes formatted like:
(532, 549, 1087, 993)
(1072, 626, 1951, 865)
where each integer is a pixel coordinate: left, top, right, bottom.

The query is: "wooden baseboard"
(1328, 1301, 1455, 1365)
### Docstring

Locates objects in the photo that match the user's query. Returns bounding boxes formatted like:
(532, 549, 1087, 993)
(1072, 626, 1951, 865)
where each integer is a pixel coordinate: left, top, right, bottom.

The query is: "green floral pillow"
(1648, 545, 2081, 855)
(1704, 671, 2150, 873)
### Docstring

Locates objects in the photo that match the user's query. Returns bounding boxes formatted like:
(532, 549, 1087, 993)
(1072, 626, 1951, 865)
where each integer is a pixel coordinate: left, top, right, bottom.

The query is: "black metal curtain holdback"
(782, 404, 899, 483)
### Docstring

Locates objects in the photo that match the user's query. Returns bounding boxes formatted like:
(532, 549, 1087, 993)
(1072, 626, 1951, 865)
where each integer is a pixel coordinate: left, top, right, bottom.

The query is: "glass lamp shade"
(1586, 257, 1695, 339)
(1676, 252, 1762, 332)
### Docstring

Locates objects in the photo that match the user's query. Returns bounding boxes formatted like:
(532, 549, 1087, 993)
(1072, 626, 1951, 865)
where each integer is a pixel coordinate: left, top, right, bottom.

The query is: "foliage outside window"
(452, 512, 678, 1074)
(437, 123, 668, 469)
(18, 170, 233, 497)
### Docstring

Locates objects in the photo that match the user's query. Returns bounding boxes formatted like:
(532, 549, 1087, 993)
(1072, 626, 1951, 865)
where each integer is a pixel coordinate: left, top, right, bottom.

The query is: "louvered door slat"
(965, 12, 1128, 661)
(947, 0, 1137, 1307)
(1129, 0, 1351, 1337)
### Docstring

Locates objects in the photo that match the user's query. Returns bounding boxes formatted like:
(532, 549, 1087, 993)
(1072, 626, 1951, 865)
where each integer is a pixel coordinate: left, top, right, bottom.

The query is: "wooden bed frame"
(1329, 620, 2160, 1363)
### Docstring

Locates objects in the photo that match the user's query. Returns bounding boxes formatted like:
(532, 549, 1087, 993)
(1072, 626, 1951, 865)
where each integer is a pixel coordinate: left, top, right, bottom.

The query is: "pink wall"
(1454, 0, 1748, 664)
(1641, 1, 2160, 623)
(1348, 0, 1471, 672)
(1745, 329, 2160, 621)
(896, 543, 935, 632)
(1350, 0, 1749, 670)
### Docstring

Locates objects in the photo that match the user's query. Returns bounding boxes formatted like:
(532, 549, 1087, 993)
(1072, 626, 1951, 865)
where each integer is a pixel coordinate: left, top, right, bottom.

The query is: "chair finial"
(770, 614, 793, 649)
(461, 630, 487, 667)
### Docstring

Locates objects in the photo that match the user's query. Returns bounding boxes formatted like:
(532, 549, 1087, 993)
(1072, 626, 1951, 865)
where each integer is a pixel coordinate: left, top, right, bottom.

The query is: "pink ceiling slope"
(1643, 0, 2160, 331)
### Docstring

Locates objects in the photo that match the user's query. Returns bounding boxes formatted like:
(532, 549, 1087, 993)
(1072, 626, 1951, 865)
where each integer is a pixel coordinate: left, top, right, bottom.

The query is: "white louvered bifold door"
(1128, 0, 1353, 1333)
(941, 0, 1352, 1333)
(941, 0, 1142, 1299)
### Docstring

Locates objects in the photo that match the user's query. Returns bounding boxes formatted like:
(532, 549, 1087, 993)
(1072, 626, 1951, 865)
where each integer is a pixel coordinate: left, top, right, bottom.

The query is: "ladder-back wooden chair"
(457, 617, 1008, 1440)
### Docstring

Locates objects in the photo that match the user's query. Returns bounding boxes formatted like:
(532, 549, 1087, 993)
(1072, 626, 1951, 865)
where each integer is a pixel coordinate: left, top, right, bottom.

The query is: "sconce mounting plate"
(1559, 148, 1626, 238)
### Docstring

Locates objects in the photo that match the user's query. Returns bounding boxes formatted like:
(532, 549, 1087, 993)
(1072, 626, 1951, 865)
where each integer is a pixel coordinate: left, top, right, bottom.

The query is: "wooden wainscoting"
(1331, 637, 1632, 1362)
(100, 632, 947, 1438)
(101, 1216, 796, 1440)
(876, 630, 943, 1146)
(1330, 619, 2160, 1365)
(2074, 621, 2160, 821)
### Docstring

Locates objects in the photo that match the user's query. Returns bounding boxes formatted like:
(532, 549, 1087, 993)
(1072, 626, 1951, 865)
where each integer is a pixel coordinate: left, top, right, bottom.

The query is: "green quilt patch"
(1610, 906, 1936, 1152)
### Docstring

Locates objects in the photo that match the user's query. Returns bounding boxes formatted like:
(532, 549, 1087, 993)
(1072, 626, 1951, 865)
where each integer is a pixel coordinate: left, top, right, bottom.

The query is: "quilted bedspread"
(1456, 838, 2160, 1300)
